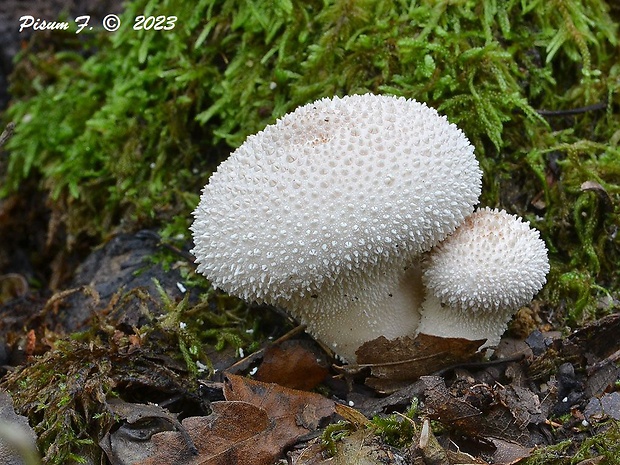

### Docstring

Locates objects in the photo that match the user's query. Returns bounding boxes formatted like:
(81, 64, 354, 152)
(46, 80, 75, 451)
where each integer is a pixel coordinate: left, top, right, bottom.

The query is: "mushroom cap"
(422, 207, 550, 313)
(191, 94, 482, 306)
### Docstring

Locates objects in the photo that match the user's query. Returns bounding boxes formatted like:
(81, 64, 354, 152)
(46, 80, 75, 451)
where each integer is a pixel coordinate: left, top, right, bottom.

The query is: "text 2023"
(133, 15, 177, 31)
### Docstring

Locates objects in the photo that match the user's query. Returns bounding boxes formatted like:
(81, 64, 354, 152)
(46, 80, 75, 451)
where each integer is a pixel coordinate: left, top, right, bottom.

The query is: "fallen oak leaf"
(139, 401, 270, 465)
(223, 374, 335, 431)
(100, 399, 198, 465)
(351, 334, 484, 393)
(135, 374, 336, 465)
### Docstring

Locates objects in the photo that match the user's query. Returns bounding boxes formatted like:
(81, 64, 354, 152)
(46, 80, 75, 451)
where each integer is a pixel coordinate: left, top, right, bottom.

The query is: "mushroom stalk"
(288, 264, 424, 361)
(417, 294, 516, 344)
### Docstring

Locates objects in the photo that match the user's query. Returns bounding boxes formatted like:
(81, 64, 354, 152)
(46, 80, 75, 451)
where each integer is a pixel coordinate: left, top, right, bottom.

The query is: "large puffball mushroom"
(191, 94, 482, 362)
(417, 207, 550, 347)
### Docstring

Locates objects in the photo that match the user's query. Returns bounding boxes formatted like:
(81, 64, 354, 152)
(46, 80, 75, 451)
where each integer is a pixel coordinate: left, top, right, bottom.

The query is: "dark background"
(0, 0, 124, 109)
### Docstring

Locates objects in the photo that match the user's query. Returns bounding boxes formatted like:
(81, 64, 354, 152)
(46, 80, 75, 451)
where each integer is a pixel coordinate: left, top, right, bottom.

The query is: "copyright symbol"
(102, 14, 121, 32)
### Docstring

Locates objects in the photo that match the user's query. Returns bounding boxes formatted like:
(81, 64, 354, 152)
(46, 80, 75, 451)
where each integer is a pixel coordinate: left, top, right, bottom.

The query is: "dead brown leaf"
(334, 403, 371, 428)
(420, 376, 533, 446)
(411, 413, 531, 465)
(223, 373, 335, 431)
(496, 385, 545, 427)
(354, 334, 484, 393)
(100, 399, 197, 465)
(254, 340, 329, 391)
(142, 401, 270, 465)
(133, 374, 336, 465)
(580, 181, 612, 211)
(487, 438, 532, 464)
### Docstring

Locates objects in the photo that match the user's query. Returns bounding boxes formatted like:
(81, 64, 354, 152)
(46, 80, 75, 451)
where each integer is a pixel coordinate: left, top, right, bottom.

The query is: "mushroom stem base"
(289, 264, 424, 362)
(417, 294, 514, 348)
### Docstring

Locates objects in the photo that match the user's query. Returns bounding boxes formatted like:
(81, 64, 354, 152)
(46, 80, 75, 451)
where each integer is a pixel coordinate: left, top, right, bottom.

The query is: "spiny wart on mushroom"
(191, 94, 548, 363)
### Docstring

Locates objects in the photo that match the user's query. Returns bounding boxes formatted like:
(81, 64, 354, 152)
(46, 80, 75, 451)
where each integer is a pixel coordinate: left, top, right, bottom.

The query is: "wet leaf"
(420, 376, 533, 446)
(140, 402, 269, 465)
(131, 374, 335, 465)
(223, 374, 335, 430)
(255, 340, 329, 391)
(100, 399, 196, 465)
(354, 334, 484, 393)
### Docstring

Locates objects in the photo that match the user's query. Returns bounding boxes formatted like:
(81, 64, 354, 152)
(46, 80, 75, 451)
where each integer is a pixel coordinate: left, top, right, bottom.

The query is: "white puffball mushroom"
(191, 94, 482, 362)
(417, 207, 550, 347)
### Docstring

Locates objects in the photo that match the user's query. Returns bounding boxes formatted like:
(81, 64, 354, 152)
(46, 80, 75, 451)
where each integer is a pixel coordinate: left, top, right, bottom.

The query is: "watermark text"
(19, 15, 69, 33)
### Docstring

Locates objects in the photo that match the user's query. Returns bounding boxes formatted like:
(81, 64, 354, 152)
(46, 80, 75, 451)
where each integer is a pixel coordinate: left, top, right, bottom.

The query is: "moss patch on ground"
(2, 0, 619, 325)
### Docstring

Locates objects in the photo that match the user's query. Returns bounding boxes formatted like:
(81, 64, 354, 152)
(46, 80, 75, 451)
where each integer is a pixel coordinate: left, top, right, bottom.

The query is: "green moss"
(321, 421, 356, 456)
(0, 279, 261, 464)
(152, 278, 257, 375)
(1, 338, 118, 464)
(521, 421, 620, 465)
(321, 400, 420, 456)
(1, 0, 619, 324)
(370, 399, 420, 448)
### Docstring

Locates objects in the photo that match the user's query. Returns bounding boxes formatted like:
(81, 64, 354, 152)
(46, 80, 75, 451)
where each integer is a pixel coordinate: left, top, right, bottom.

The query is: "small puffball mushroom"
(417, 207, 550, 347)
(191, 94, 482, 362)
